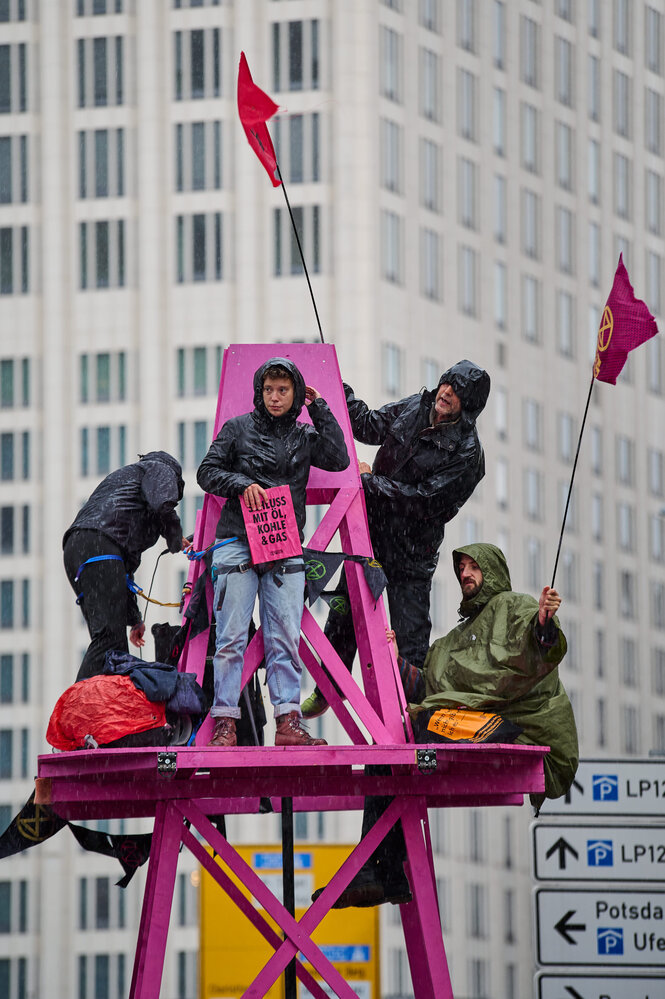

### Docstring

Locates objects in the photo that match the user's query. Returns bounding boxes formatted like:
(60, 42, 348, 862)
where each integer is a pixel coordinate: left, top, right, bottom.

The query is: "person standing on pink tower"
(197, 357, 349, 748)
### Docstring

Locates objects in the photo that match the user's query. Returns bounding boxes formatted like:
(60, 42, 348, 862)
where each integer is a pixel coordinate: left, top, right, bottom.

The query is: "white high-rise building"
(1, 1, 664, 997)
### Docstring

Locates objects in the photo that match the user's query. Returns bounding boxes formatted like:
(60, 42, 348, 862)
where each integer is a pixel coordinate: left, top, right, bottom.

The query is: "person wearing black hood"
(303, 359, 490, 719)
(63, 451, 186, 681)
(197, 358, 349, 748)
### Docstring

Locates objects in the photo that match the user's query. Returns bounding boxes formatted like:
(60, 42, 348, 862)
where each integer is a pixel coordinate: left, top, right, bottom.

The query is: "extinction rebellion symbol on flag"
(593, 306, 613, 378)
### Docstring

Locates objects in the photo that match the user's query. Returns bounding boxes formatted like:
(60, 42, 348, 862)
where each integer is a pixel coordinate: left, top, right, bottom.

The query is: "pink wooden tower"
(37, 344, 547, 998)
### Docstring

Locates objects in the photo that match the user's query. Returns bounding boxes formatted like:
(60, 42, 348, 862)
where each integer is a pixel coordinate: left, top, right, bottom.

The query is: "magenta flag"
(593, 254, 659, 384)
(237, 52, 281, 187)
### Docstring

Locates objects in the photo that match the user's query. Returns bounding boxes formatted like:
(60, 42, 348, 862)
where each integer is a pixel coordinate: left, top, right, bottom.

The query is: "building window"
(379, 25, 402, 103)
(457, 0, 476, 52)
(494, 261, 506, 328)
(646, 89, 663, 155)
(653, 648, 665, 696)
(589, 0, 601, 37)
(592, 560, 604, 609)
(522, 275, 540, 343)
(522, 190, 540, 259)
(525, 536, 543, 589)
(79, 425, 127, 477)
(521, 103, 539, 173)
(619, 570, 636, 619)
(78, 128, 125, 199)
(77, 0, 127, 11)
(175, 120, 223, 192)
(176, 345, 222, 399)
(419, 0, 440, 33)
(524, 468, 544, 521)
(646, 7, 663, 74)
(458, 158, 477, 229)
(588, 139, 600, 203)
(0, 134, 28, 204)
(591, 493, 603, 541)
(588, 54, 600, 121)
(176, 212, 223, 283)
(273, 19, 319, 94)
(420, 138, 440, 211)
(174, 28, 220, 101)
(458, 246, 477, 316)
(0, 42, 27, 114)
(556, 206, 573, 273)
(523, 398, 543, 451)
(589, 222, 600, 287)
(382, 343, 403, 397)
(520, 16, 540, 88)
(652, 581, 665, 630)
(622, 705, 640, 754)
(420, 228, 441, 301)
(617, 502, 636, 552)
(380, 209, 403, 285)
(493, 87, 506, 156)
(493, 0, 506, 68)
(77, 35, 124, 108)
(79, 220, 125, 290)
(457, 69, 477, 141)
(380, 119, 402, 194)
(621, 637, 638, 687)
(79, 352, 127, 404)
(648, 448, 664, 496)
(466, 883, 487, 938)
(0, 225, 29, 294)
(616, 435, 634, 485)
(555, 36, 574, 106)
(557, 290, 575, 357)
(646, 170, 662, 235)
(496, 456, 508, 509)
(614, 153, 630, 219)
(557, 411, 575, 463)
(613, 70, 630, 137)
(419, 48, 440, 121)
(614, 0, 630, 54)
(556, 122, 573, 190)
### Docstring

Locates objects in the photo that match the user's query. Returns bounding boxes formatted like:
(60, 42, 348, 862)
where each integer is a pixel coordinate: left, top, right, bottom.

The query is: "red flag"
(237, 52, 281, 187)
(593, 254, 659, 384)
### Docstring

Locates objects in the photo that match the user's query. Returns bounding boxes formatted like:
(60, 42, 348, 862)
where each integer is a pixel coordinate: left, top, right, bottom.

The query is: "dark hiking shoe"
(275, 711, 327, 746)
(208, 717, 237, 747)
(311, 865, 411, 909)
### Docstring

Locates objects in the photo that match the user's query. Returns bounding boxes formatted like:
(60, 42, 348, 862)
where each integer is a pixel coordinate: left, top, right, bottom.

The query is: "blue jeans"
(211, 539, 305, 720)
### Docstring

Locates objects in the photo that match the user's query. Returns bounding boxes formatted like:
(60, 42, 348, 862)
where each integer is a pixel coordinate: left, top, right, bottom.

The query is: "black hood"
(139, 451, 185, 500)
(252, 356, 306, 422)
(437, 360, 490, 423)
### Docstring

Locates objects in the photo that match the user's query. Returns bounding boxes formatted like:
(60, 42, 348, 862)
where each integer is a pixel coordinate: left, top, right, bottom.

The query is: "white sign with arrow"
(540, 759, 665, 818)
(533, 824, 665, 882)
(537, 972, 665, 999)
(535, 888, 665, 967)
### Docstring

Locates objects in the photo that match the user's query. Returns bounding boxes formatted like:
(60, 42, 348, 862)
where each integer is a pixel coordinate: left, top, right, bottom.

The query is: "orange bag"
(46, 675, 167, 751)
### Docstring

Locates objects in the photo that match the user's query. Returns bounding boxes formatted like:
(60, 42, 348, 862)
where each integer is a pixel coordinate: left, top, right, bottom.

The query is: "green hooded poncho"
(415, 543, 579, 801)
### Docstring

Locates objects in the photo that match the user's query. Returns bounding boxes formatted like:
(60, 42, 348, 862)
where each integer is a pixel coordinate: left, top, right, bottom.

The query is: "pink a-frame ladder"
(37, 344, 548, 998)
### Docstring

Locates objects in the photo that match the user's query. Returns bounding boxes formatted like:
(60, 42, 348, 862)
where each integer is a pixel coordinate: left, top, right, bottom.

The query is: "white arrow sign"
(535, 888, 665, 966)
(539, 760, 665, 817)
(537, 972, 665, 999)
(533, 824, 665, 882)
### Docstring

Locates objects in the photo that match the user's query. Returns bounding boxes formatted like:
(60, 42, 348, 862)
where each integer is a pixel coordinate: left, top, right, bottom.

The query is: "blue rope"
(185, 537, 238, 561)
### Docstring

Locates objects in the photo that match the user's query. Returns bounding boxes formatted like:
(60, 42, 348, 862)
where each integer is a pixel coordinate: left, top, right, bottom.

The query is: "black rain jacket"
(63, 451, 185, 574)
(197, 357, 349, 542)
(344, 359, 489, 572)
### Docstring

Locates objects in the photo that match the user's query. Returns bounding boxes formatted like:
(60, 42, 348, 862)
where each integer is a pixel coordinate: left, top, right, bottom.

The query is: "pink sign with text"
(241, 485, 302, 564)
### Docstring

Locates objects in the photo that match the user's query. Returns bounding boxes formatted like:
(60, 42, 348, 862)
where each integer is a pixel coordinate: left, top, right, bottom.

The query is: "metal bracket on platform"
(416, 748, 437, 773)
(157, 752, 177, 775)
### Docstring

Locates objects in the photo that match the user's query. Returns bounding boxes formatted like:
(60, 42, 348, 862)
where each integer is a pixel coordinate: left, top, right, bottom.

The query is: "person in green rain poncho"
(314, 542, 579, 909)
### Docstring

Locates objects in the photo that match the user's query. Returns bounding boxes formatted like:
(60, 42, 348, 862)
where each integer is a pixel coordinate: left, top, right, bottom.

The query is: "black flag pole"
(275, 160, 325, 344)
(550, 371, 596, 589)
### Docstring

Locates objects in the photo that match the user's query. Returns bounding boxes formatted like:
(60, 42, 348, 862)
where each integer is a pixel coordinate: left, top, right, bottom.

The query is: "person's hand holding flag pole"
(237, 51, 324, 344)
(550, 254, 659, 589)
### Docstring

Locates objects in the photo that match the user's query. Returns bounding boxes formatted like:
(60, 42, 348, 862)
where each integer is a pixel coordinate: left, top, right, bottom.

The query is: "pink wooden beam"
(180, 801, 360, 999)
(400, 800, 454, 999)
(129, 800, 183, 999)
(181, 824, 330, 999)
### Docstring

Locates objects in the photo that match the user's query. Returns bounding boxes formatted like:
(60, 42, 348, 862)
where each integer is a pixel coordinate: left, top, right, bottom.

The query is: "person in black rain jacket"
(303, 359, 490, 718)
(63, 451, 185, 681)
(197, 357, 349, 748)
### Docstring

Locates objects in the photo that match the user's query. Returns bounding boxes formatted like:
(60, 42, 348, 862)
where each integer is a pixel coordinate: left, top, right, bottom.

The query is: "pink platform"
(38, 345, 548, 998)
